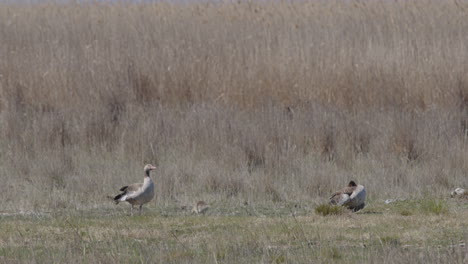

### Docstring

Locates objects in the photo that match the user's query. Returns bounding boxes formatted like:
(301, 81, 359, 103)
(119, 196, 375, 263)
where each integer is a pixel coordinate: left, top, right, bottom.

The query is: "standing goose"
(329, 181, 366, 212)
(113, 164, 157, 215)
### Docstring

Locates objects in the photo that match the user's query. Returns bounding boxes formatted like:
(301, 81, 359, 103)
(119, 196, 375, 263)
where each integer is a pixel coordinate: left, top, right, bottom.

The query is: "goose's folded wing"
(342, 186, 356, 196)
(349, 185, 365, 200)
(329, 192, 340, 201)
(330, 193, 351, 206)
(122, 183, 143, 198)
(337, 194, 351, 206)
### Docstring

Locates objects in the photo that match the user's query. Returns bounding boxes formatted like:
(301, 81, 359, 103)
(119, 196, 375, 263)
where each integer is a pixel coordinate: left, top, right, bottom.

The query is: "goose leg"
(139, 205, 143, 215)
(130, 205, 134, 216)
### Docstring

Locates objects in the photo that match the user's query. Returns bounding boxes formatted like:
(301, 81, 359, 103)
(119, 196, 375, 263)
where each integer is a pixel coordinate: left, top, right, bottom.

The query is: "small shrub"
(399, 209, 413, 216)
(315, 204, 344, 216)
(381, 236, 401, 247)
(215, 250, 226, 261)
(274, 255, 286, 264)
(462, 192, 468, 199)
(322, 247, 342, 260)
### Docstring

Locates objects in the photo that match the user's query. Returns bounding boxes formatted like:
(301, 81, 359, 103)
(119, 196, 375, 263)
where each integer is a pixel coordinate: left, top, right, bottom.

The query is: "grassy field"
(0, 0, 468, 262)
(0, 0, 467, 210)
(1, 199, 467, 263)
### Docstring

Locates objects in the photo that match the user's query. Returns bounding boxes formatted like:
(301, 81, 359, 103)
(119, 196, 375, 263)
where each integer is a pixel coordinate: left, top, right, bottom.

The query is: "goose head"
(144, 164, 157, 176)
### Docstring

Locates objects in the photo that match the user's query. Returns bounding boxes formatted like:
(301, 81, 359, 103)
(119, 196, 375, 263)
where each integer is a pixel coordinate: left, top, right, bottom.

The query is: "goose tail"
(113, 193, 127, 204)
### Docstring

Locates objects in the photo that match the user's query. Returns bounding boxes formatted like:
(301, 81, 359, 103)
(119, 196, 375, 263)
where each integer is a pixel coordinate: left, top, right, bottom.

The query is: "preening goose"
(113, 164, 156, 215)
(329, 181, 366, 212)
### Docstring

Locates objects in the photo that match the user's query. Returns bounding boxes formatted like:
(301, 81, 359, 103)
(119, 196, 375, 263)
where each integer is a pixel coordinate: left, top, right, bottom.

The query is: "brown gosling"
(191, 201, 210, 215)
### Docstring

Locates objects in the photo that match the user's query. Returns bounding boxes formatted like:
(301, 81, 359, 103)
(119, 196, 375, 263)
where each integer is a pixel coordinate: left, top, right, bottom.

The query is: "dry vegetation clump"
(0, 0, 468, 211)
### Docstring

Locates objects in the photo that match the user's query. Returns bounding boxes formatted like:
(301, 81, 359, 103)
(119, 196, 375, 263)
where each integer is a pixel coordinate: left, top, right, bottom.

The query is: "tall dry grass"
(0, 0, 467, 211)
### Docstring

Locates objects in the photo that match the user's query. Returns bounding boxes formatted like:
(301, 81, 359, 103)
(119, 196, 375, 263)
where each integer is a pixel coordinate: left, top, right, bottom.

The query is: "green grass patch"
(385, 198, 450, 216)
(0, 203, 466, 263)
(420, 199, 449, 215)
(315, 204, 345, 216)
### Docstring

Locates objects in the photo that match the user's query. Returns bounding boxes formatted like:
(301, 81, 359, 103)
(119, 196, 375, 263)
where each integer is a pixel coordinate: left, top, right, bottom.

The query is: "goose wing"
(120, 183, 143, 193)
(330, 185, 356, 205)
(114, 183, 143, 202)
(349, 185, 365, 200)
(342, 186, 356, 196)
(330, 193, 350, 206)
(121, 183, 143, 198)
(330, 185, 355, 200)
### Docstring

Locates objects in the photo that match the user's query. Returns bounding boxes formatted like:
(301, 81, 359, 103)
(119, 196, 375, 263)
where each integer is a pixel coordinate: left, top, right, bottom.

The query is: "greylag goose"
(113, 164, 156, 215)
(329, 181, 366, 211)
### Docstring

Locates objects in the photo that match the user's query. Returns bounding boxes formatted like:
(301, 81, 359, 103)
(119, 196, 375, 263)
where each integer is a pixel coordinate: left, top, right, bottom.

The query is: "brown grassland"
(0, 0, 467, 263)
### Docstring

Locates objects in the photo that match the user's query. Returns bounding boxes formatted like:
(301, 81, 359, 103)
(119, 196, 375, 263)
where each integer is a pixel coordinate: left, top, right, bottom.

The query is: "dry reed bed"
(0, 1, 467, 210)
